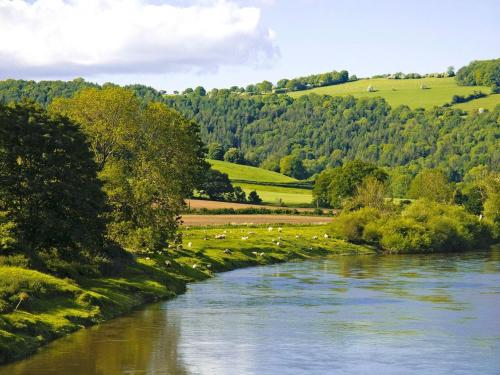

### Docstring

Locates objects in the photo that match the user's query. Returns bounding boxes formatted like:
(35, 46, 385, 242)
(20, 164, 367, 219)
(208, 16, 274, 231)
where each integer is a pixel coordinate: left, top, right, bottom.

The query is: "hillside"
(287, 77, 497, 109)
(208, 159, 297, 183)
(208, 160, 313, 206)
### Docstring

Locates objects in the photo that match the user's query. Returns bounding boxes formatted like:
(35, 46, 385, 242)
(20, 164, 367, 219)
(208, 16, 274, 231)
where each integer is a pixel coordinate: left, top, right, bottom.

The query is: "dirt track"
(181, 214, 332, 226)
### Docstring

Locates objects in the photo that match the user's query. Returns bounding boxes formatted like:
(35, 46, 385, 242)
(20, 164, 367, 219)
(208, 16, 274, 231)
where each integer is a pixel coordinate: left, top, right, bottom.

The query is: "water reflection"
(0, 306, 189, 375)
(1, 247, 499, 375)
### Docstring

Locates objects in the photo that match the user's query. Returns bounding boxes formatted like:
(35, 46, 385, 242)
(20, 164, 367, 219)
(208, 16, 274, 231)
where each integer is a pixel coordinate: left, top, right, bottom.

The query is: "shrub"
(329, 207, 381, 243)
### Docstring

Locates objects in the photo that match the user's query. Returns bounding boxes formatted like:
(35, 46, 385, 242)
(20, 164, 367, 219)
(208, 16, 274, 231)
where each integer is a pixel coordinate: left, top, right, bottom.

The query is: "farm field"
(181, 214, 332, 226)
(287, 77, 497, 110)
(208, 160, 313, 206)
(185, 199, 317, 212)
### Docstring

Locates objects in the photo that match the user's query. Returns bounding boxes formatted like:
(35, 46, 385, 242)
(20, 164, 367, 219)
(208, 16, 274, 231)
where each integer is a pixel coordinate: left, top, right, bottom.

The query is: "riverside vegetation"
(0, 59, 499, 365)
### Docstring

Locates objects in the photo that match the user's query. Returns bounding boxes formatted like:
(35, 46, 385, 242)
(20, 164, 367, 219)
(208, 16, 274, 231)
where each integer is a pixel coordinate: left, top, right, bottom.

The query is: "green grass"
(209, 160, 312, 206)
(288, 77, 497, 110)
(209, 159, 297, 183)
(0, 224, 373, 364)
(236, 182, 312, 206)
(452, 93, 500, 111)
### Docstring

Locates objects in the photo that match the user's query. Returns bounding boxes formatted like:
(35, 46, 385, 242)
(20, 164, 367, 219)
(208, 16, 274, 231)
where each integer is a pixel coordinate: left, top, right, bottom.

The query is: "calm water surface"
(2, 249, 500, 375)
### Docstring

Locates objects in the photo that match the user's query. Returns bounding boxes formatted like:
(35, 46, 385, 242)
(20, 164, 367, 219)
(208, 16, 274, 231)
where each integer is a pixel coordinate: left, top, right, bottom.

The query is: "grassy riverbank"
(0, 224, 374, 365)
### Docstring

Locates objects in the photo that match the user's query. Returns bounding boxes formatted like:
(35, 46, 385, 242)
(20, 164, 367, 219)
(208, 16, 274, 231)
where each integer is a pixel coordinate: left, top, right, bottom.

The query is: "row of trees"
(0, 87, 208, 275)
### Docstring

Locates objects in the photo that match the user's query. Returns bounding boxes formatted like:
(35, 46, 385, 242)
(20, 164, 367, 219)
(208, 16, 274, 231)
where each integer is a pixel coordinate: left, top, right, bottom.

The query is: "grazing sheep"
(204, 236, 208, 240)
(224, 248, 232, 254)
(252, 251, 258, 256)
(145, 257, 150, 260)
(295, 235, 300, 238)
(215, 234, 226, 239)
(268, 227, 273, 232)
(259, 252, 265, 256)
(206, 263, 212, 269)
(192, 264, 198, 269)
(241, 236, 249, 240)
(187, 242, 192, 248)
(324, 234, 329, 239)
(278, 227, 282, 232)
(164, 260, 172, 267)
(276, 242, 281, 246)
(312, 236, 318, 240)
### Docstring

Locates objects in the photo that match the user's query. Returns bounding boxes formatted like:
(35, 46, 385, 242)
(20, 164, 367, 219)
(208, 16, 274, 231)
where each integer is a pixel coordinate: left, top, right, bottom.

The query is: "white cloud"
(0, 0, 278, 77)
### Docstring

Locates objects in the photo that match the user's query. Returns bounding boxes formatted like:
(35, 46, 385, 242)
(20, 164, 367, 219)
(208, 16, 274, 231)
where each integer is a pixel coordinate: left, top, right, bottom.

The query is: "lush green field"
(236, 182, 312, 206)
(453, 94, 500, 111)
(208, 160, 313, 206)
(0, 224, 372, 364)
(288, 77, 497, 110)
(209, 160, 297, 182)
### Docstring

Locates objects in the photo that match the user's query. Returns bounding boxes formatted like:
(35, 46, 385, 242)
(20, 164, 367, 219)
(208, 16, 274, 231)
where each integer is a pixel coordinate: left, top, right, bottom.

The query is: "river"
(2, 248, 499, 374)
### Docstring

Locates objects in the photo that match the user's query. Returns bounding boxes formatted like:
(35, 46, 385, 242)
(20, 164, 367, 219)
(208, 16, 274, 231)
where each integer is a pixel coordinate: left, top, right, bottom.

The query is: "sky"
(0, 0, 499, 92)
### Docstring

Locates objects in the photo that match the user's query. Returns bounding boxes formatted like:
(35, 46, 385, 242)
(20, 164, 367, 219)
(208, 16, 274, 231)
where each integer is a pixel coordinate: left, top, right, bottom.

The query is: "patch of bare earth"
(181, 214, 332, 226)
(186, 199, 316, 212)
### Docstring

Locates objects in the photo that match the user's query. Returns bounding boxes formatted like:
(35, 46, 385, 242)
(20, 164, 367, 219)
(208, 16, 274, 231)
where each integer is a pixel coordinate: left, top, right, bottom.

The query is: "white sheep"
(268, 227, 273, 232)
(187, 242, 192, 248)
(324, 234, 329, 239)
(312, 236, 318, 240)
(278, 227, 282, 232)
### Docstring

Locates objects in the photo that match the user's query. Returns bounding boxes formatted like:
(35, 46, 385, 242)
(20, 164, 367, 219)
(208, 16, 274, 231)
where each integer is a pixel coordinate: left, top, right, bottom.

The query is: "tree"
(50, 88, 208, 252)
(224, 148, 245, 164)
(224, 186, 246, 203)
(280, 155, 306, 179)
(198, 169, 234, 200)
(0, 102, 107, 260)
(248, 190, 262, 204)
(352, 176, 387, 210)
(326, 161, 388, 208)
(194, 86, 206, 96)
(207, 143, 225, 160)
(256, 80, 273, 93)
(409, 169, 453, 203)
(313, 169, 336, 207)
(447, 66, 455, 77)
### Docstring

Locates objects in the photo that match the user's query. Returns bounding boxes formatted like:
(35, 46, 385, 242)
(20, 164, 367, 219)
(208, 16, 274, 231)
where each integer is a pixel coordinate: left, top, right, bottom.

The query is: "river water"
(2, 249, 499, 375)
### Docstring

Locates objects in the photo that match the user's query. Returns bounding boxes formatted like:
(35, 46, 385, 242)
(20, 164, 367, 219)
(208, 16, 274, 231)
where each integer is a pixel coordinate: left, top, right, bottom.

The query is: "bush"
(329, 207, 381, 243)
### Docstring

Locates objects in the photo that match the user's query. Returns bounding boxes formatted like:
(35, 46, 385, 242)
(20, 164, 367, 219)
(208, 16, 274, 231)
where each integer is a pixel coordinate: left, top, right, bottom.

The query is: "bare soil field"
(181, 214, 332, 226)
(186, 199, 317, 212)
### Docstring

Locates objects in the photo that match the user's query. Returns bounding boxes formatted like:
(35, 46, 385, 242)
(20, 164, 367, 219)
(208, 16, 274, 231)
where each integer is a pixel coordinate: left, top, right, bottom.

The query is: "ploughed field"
(182, 214, 332, 226)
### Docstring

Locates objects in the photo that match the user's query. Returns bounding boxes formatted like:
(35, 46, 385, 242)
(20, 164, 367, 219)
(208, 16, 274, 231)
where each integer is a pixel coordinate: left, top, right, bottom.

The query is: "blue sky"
(1, 0, 499, 91)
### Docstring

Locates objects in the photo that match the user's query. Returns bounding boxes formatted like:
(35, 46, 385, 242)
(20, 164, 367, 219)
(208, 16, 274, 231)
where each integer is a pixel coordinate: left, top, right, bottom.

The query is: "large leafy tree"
(50, 88, 208, 252)
(325, 161, 388, 208)
(0, 102, 107, 260)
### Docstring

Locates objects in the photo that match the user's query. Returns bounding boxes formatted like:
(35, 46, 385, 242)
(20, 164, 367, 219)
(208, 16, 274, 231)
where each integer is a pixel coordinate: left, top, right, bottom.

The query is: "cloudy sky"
(0, 0, 499, 91)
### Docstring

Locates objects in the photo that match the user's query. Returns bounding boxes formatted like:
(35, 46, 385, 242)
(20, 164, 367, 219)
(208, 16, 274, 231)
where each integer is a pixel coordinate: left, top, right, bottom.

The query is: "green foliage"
(0, 102, 107, 263)
(247, 190, 262, 204)
(320, 161, 388, 208)
(409, 169, 453, 203)
(456, 59, 500, 89)
(223, 148, 245, 164)
(329, 207, 381, 243)
(279, 155, 307, 179)
(49, 88, 208, 253)
(207, 143, 225, 160)
(198, 169, 234, 200)
(332, 200, 494, 253)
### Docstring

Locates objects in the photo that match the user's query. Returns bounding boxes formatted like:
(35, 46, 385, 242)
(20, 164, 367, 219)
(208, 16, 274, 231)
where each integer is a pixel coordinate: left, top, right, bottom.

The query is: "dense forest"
(0, 59, 498, 188)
